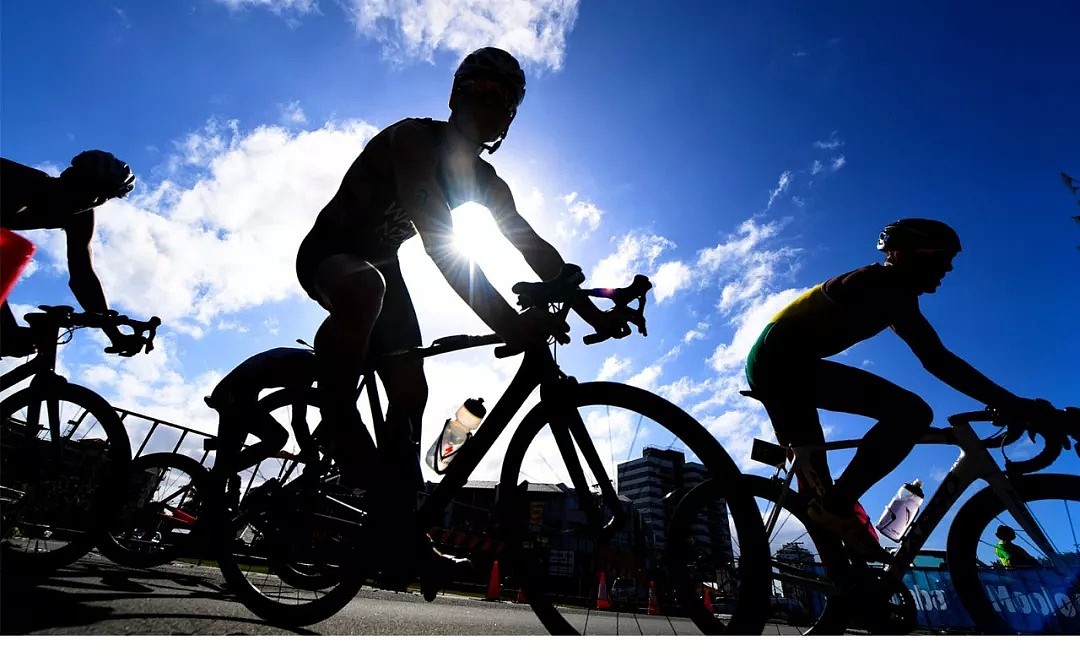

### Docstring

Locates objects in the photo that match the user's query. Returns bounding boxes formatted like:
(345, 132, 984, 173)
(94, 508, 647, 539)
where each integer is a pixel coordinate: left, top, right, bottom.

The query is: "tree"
(1062, 172, 1080, 250)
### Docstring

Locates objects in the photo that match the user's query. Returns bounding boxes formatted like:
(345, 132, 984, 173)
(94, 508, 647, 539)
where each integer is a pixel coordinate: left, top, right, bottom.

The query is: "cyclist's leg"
(368, 257, 425, 503)
(812, 359, 932, 512)
(750, 353, 890, 559)
(746, 347, 833, 498)
(232, 407, 290, 472)
(369, 262, 469, 591)
(308, 253, 384, 486)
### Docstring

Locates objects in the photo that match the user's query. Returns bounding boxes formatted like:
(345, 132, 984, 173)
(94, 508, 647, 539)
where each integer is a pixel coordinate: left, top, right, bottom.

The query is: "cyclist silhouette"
(1, 150, 138, 358)
(204, 347, 319, 505)
(745, 218, 1052, 560)
(994, 525, 1039, 569)
(294, 47, 618, 589)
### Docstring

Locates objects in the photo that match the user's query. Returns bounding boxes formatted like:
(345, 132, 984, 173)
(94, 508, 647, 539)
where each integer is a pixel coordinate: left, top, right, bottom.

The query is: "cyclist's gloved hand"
(591, 308, 633, 342)
(997, 397, 1058, 442)
(104, 330, 145, 357)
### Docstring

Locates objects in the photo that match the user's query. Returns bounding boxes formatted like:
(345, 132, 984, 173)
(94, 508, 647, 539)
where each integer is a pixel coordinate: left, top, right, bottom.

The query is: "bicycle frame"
(0, 326, 64, 394)
(886, 418, 1068, 577)
(358, 335, 625, 540)
(764, 417, 1071, 585)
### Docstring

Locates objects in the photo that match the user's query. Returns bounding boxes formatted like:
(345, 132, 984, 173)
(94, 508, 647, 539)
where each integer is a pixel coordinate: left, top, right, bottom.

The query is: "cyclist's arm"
(387, 122, 521, 341)
(64, 212, 126, 344)
(892, 307, 1018, 409)
(485, 176, 609, 329)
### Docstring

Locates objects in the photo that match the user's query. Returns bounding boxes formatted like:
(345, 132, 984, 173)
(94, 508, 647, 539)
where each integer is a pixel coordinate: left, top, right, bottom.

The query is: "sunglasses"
(456, 78, 517, 112)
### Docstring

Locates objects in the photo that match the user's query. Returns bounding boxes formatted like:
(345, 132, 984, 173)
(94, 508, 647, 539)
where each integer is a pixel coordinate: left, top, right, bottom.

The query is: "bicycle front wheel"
(1, 382, 131, 574)
(497, 381, 771, 635)
(98, 452, 209, 568)
(946, 473, 1080, 634)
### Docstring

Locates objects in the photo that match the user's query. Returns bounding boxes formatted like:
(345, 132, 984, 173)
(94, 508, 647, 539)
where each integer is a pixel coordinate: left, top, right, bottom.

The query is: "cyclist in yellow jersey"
(745, 218, 1051, 560)
(296, 47, 618, 590)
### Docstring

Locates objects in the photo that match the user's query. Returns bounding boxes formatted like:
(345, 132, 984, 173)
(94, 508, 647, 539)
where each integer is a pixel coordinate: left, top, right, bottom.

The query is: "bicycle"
(212, 265, 773, 634)
(736, 388, 1080, 634)
(0, 305, 159, 574)
(100, 383, 320, 569)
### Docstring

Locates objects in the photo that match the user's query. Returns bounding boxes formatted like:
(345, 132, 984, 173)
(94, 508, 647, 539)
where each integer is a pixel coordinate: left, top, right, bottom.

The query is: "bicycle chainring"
(848, 566, 918, 635)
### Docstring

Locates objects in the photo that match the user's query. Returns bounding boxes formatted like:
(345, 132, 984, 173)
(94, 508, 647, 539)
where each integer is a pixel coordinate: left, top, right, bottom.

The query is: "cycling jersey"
(995, 540, 1038, 568)
(746, 263, 924, 389)
(295, 117, 498, 289)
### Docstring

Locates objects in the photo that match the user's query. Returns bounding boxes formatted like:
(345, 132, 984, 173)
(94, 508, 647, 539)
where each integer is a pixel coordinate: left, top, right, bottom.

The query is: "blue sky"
(2, 0, 1078, 551)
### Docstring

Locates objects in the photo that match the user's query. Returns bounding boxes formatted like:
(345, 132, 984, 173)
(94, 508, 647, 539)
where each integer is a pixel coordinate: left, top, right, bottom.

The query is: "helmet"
(453, 47, 526, 107)
(64, 150, 136, 199)
(876, 218, 961, 253)
(996, 525, 1016, 541)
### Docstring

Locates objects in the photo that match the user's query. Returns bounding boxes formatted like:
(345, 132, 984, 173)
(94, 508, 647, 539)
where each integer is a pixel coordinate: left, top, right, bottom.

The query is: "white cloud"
(588, 232, 675, 290)
(114, 8, 133, 29)
(811, 160, 823, 175)
(765, 170, 791, 211)
(214, 0, 318, 16)
(651, 261, 691, 303)
(682, 322, 708, 344)
(813, 132, 844, 150)
(831, 155, 846, 171)
(278, 100, 308, 125)
(556, 191, 602, 239)
(597, 354, 632, 380)
(344, 0, 580, 70)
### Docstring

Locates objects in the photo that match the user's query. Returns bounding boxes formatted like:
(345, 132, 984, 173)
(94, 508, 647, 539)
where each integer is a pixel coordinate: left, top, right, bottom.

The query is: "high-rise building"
(616, 447, 733, 564)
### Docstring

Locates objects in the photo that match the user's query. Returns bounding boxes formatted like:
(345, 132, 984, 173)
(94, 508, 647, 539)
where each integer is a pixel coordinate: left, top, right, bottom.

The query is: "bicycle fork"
(540, 378, 626, 542)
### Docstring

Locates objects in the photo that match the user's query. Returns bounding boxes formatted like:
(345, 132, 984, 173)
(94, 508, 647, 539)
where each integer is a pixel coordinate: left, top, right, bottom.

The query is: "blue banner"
(904, 567, 1080, 633)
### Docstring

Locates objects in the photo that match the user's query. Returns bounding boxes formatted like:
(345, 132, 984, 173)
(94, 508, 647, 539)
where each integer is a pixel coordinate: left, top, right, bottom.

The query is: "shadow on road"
(0, 559, 317, 635)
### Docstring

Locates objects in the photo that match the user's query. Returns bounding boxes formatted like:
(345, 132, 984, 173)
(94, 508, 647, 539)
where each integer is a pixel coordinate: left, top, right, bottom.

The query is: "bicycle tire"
(734, 475, 853, 635)
(1, 382, 131, 574)
(497, 381, 771, 635)
(212, 386, 366, 627)
(98, 452, 210, 568)
(946, 473, 1080, 634)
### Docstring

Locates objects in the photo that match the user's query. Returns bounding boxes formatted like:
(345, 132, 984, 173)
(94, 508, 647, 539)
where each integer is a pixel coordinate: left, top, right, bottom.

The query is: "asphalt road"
(0, 553, 824, 637)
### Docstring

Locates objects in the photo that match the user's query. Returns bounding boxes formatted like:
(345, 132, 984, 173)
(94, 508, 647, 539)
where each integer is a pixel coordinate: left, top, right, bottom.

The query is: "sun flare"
(451, 201, 504, 262)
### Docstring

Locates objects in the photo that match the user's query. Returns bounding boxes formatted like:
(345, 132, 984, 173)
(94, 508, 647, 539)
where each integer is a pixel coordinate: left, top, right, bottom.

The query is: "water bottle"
(424, 398, 486, 474)
(876, 478, 924, 542)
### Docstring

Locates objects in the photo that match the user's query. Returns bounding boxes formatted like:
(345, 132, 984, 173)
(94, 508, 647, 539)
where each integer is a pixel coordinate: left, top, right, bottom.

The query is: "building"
(615, 447, 733, 565)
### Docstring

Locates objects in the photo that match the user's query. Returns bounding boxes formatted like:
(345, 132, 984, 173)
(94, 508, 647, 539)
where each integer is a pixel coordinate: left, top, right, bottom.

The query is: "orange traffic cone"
(702, 586, 713, 612)
(515, 586, 527, 603)
(485, 559, 502, 601)
(647, 580, 660, 615)
(596, 571, 613, 609)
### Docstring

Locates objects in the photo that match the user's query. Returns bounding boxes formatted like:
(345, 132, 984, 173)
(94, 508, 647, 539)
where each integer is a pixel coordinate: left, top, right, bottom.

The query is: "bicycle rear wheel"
(1, 382, 130, 574)
(98, 452, 209, 568)
(737, 475, 851, 634)
(212, 387, 366, 627)
(497, 381, 771, 635)
(946, 473, 1080, 634)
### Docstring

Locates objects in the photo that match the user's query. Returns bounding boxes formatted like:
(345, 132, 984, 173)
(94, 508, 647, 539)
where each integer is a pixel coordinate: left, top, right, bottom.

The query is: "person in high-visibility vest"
(1, 151, 138, 357)
(994, 525, 1040, 569)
